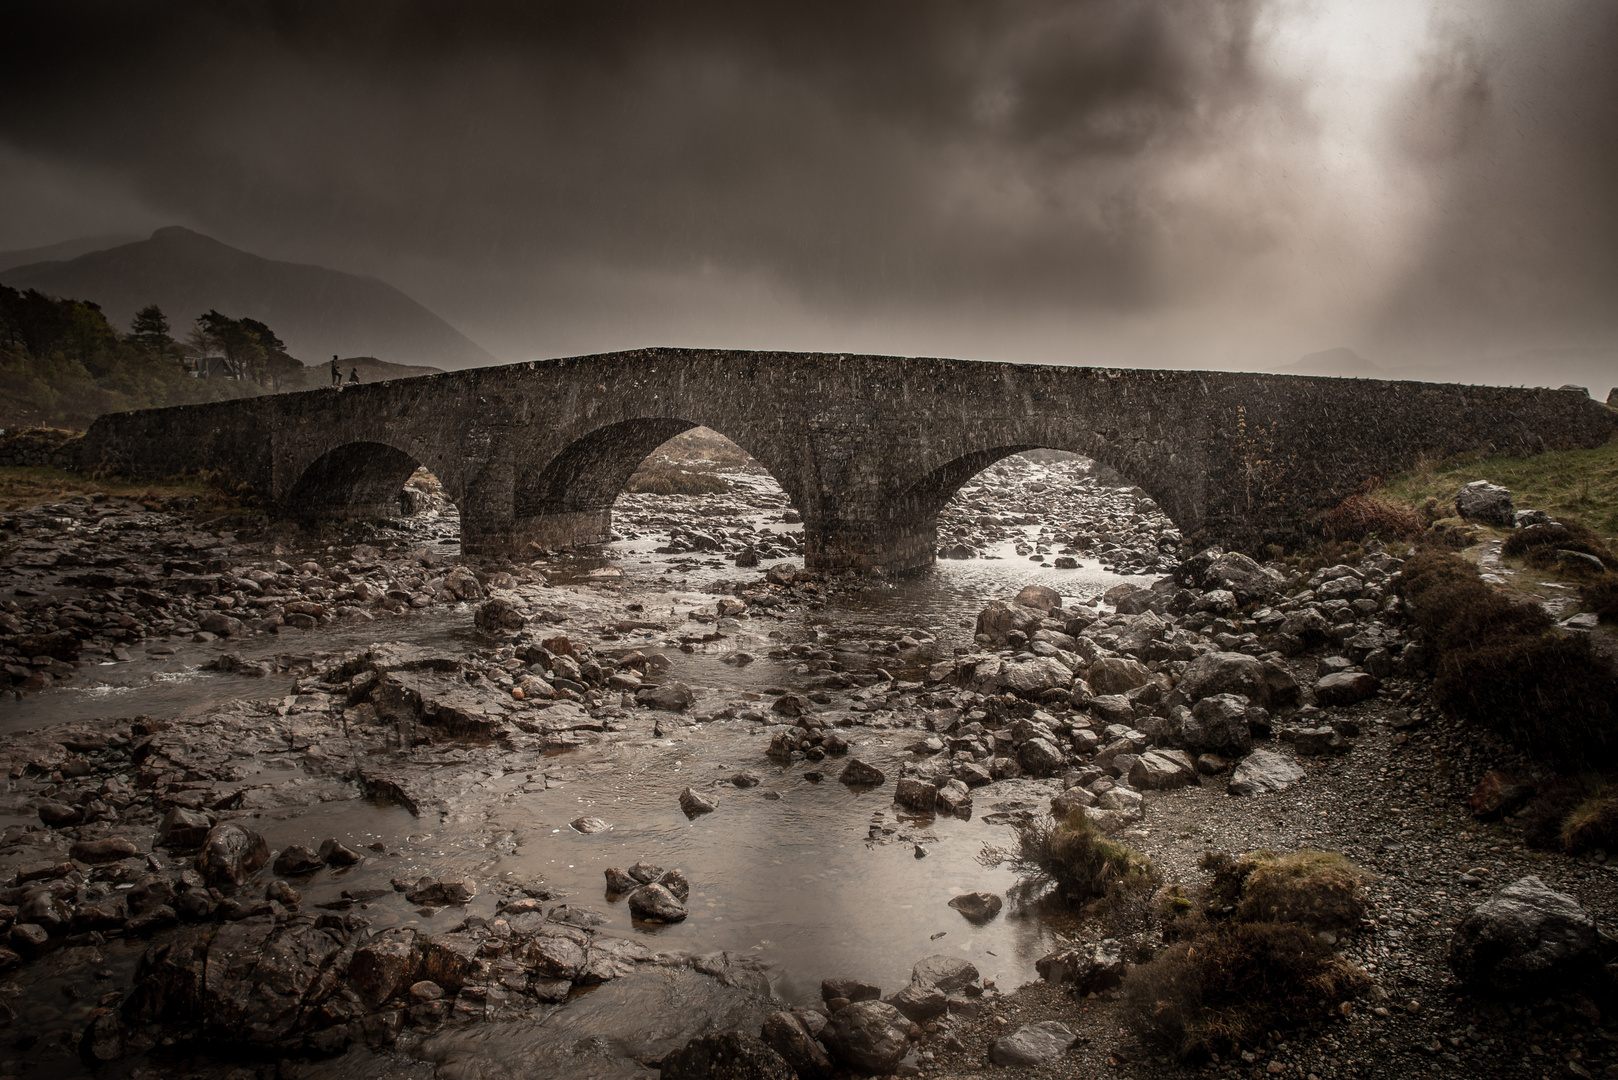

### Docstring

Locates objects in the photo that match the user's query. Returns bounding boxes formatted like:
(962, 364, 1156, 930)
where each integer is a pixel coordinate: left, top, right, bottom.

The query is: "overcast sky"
(3, 1, 1616, 380)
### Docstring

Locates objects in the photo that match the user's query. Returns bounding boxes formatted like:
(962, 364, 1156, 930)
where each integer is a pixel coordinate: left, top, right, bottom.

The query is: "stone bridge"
(75, 348, 1615, 573)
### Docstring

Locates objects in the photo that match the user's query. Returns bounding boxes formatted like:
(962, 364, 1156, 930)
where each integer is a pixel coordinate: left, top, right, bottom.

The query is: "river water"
(4, 467, 1157, 1079)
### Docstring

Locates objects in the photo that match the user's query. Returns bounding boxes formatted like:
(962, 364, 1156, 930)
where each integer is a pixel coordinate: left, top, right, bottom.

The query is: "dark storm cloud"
(1, 1, 1264, 317)
(1374, 1, 1618, 361)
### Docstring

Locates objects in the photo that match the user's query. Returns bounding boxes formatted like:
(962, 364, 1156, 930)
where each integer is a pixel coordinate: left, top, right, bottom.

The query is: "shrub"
(1123, 922, 1369, 1061)
(1560, 787, 1618, 854)
(979, 811, 1157, 905)
(1201, 850, 1369, 931)
(1320, 494, 1423, 543)
(1579, 576, 1618, 622)
(1501, 522, 1617, 571)
(1396, 547, 1618, 766)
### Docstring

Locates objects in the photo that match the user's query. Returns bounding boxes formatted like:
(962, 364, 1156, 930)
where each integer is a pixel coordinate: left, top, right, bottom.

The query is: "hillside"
(0, 227, 499, 370)
(0, 234, 141, 274)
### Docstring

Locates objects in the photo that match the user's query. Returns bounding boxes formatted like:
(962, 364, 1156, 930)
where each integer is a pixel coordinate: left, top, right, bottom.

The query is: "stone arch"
(892, 442, 1188, 533)
(507, 417, 806, 551)
(285, 441, 453, 522)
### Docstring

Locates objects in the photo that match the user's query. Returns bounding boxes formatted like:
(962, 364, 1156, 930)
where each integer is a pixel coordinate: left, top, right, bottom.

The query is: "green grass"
(1380, 431, 1618, 535)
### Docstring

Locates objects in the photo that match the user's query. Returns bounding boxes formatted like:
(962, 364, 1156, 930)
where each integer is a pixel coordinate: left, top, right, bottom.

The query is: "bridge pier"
(804, 519, 940, 575)
(460, 510, 612, 556)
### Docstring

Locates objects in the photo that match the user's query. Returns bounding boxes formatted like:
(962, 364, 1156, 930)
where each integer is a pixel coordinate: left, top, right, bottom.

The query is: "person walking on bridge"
(330, 355, 341, 386)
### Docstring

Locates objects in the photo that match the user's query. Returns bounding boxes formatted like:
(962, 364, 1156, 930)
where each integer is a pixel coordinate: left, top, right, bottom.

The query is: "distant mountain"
(1285, 347, 1384, 379)
(0, 226, 500, 370)
(0, 233, 141, 274)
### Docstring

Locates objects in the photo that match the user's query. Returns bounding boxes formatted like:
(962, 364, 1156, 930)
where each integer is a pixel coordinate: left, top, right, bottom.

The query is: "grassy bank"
(1379, 430, 1618, 534)
(0, 465, 214, 512)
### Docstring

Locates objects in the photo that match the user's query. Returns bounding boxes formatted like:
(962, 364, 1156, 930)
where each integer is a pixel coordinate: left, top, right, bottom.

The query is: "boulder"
(474, 597, 526, 633)
(997, 657, 1072, 697)
(912, 954, 980, 994)
(1012, 585, 1063, 612)
(894, 778, 937, 812)
(1035, 940, 1127, 993)
(1200, 552, 1283, 604)
(990, 1021, 1078, 1067)
(156, 807, 214, 850)
(629, 883, 689, 923)
(272, 845, 325, 877)
(822, 977, 881, 1003)
(1129, 750, 1195, 791)
(839, 759, 885, 787)
(1227, 749, 1304, 796)
(1017, 737, 1066, 778)
(69, 837, 141, 864)
(886, 980, 948, 1022)
(974, 601, 1045, 646)
(349, 929, 420, 1005)
(1177, 650, 1269, 705)
(1455, 480, 1514, 526)
(661, 1032, 796, 1080)
(637, 681, 695, 711)
(947, 891, 1003, 923)
(1182, 694, 1253, 757)
(823, 1001, 911, 1075)
(1087, 656, 1152, 696)
(195, 824, 270, 890)
(404, 876, 476, 905)
(679, 787, 719, 817)
(760, 1011, 834, 1080)
(1448, 876, 1599, 991)
(1314, 671, 1379, 706)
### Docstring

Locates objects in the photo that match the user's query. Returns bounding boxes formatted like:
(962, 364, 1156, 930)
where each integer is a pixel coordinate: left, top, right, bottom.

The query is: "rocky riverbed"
(0, 454, 1614, 1080)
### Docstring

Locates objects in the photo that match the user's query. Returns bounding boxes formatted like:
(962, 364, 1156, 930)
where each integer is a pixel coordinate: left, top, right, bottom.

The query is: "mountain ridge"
(0, 227, 500, 370)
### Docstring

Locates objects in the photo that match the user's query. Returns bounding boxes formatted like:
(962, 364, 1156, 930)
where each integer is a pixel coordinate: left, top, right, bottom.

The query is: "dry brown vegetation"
(1396, 547, 1618, 765)
(1123, 847, 1371, 1061)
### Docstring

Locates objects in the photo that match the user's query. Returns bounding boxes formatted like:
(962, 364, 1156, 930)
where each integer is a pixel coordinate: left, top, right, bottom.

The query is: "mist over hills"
(0, 227, 499, 370)
(0, 233, 141, 273)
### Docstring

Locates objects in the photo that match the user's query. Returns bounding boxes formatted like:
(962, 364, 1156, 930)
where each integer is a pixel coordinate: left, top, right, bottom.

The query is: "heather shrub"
(1501, 522, 1617, 571)
(1203, 850, 1370, 932)
(1123, 922, 1368, 1061)
(1320, 494, 1423, 543)
(1579, 575, 1618, 622)
(1561, 787, 1618, 854)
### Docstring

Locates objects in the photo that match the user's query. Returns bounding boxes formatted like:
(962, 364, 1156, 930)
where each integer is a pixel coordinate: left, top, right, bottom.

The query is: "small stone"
(838, 759, 885, 786)
(679, 787, 719, 817)
(628, 883, 688, 923)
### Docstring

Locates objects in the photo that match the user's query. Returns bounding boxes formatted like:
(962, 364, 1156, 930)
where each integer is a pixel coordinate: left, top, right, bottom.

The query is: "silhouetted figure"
(348, 366, 360, 384)
(330, 355, 341, 385)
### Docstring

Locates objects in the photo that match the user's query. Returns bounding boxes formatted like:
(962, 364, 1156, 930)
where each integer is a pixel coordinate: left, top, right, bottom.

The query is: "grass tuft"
(979, 811, 1157, 905)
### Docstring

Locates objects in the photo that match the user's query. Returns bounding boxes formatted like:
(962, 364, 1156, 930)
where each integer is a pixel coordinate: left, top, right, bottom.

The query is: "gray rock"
(886, 980, 948, 1022)
(636, 681, 695, 711)
(1228, 749, 1304, 796)
(990, 1020, 1077, 1067)
(947, 891, 1002, 923)
(1199, 552, 1283, 604)
(195, 823, 270, 890)
(1448, 876, 1599, 990)
(1183, 693, 1253, 756)
(1087, 656, 1152, 696)
(1177, 650, 1269, 705)
(628, 883, 689, 923)
(839, 759, 885, 786)
(894, 778, 937, 812)
(821, 977, 881, 1003)
(661, 1032, 796, 1080)
(1129, 750, 1195, 790)
(1017, 737, 1066, 778)
(1455, 480, 1514, 526)
(1035, 940, 1127, 993)
(823, 1000, 911, 1075)
(1314, 671, 1379, 706)
(679, 786, 719, 817)
(912, 954, 980, 994)
(760, 1011, 833, 1080)
(272, 844, 325, 876)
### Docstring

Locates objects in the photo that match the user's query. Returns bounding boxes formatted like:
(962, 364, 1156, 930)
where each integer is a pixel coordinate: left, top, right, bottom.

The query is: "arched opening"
(285, 441, 458, 529)
(511, 420, 801, 556)
(611, 427, 800, 564)
(906, 447, 1182, 576)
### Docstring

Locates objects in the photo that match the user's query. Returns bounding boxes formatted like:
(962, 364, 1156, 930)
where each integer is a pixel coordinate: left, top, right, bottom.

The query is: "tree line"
(0, 286, 304, 431)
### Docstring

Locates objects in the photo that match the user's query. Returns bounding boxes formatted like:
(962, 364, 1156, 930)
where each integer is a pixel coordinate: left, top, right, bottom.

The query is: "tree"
(130, 304, 176, 356)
